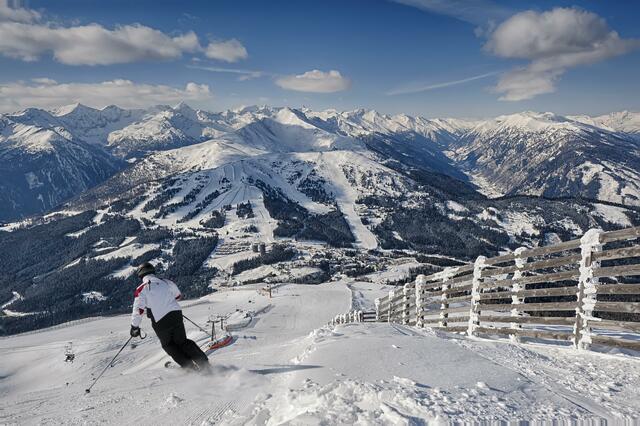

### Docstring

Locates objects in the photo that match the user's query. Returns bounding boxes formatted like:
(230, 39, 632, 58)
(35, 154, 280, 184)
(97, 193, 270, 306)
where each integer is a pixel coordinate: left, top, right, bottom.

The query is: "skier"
(130, 262, 209, 371)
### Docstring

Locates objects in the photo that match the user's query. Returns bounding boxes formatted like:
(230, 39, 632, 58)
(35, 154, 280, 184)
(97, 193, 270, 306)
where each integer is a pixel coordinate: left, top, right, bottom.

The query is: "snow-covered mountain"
(3, 103, 640, 223)
(0, 103, 467, 221)
(0, 108, 123, 221)
(570, 111, 640, 140)
(3, 103, 640, 335)
(2, 103, 640, 422)
(447, 111, 640, 204)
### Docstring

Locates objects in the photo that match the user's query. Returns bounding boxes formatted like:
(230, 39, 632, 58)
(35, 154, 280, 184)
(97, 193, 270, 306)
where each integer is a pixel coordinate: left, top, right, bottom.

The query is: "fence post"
(439, 270, 451, 328)
(468, 256, 487, 337)
(574, 228, 603, 350)
(434, 267, 460, 328)
(388, 289, 395, 323)
(402, 283, 412, 325)
(415, 275, 426, 327)
(374, 298, 381, 322)
(510, 247, 527, 343)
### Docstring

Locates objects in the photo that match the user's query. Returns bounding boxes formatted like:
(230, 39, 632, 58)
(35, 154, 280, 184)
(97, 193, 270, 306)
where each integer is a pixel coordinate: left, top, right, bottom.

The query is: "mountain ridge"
(1, 103, 640, 221)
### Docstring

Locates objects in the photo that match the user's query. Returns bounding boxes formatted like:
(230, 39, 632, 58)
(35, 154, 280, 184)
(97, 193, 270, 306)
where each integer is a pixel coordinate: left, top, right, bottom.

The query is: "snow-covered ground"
(1, 281, 639, 424)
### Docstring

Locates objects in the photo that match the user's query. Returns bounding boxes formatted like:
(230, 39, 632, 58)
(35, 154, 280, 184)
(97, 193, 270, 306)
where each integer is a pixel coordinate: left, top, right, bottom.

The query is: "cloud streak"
(387, 71, 501, 95)
(392, 0, 511, 26)
(188, 64, 266, 81)
(0, 79, 212, 112)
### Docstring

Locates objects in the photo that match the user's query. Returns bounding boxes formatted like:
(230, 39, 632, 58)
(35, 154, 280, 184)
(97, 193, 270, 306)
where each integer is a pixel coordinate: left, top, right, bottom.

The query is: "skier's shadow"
(249, 364, 321, 375)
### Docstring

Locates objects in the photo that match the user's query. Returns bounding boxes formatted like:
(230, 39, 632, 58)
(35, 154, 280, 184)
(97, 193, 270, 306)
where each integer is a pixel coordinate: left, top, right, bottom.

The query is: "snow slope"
(1, 280, 639, 424)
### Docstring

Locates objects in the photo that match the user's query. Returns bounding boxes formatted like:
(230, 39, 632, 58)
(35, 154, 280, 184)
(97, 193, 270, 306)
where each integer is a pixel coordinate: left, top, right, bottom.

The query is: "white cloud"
(0, 22, 201, 65)
(0, 79, 212, 112)
(0, 0, 39, 23)
(387, 71, 500, 95)
(492, 68, 561, 101)
(485, 7, 640, 101)
(0, 2, 247, 66)
(204, 39, 248, 63)
(275, 70, 350, 93)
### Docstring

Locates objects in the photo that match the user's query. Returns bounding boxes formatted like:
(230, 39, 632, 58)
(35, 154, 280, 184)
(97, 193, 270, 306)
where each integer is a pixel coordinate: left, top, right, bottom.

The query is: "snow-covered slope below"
(1, 281, 638, 424)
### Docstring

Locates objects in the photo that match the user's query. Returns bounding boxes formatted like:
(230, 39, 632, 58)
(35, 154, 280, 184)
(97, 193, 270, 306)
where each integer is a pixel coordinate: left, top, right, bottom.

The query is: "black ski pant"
(152, 310, 208, 369)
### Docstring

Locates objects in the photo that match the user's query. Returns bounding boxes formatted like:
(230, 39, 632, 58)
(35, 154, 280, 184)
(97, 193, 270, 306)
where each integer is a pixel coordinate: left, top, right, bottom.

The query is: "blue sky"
(0, 0, 638, 117)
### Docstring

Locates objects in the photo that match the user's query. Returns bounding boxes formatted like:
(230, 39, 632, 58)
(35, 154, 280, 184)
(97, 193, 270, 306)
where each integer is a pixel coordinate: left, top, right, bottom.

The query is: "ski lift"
(204, 315, 232, 352)
(64, 342, 75, 363)
(206, 315, 217, 340)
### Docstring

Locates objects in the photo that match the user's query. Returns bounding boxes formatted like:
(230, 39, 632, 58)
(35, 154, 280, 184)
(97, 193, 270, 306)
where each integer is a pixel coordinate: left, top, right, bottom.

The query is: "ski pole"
(183, 314, 212, 337)
(85, 335, 133, 394)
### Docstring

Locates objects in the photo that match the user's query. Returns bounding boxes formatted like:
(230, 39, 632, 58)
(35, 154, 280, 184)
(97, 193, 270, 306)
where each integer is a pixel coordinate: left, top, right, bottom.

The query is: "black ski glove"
(130, 325, 141, 337)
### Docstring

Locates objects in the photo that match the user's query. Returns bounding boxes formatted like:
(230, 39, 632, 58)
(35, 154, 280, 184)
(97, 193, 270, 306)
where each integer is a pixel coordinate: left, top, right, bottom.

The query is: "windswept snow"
(238, 324, 634, 423)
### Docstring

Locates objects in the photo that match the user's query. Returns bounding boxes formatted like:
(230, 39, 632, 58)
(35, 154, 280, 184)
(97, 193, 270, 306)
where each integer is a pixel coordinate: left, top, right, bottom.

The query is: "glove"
(130, 325, 141, 337)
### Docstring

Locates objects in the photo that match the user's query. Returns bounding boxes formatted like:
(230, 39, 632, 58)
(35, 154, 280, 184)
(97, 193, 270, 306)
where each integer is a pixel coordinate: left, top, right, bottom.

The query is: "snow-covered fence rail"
(374, 226, 640, 352)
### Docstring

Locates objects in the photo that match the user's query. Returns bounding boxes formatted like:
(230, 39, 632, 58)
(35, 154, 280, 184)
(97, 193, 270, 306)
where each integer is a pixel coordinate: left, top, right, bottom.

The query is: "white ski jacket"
(131, 275, 182, 327)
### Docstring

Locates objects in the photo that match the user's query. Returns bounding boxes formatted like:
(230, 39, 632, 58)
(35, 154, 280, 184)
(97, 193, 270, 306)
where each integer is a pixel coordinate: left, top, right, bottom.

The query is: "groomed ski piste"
(1, 280, 640, 424)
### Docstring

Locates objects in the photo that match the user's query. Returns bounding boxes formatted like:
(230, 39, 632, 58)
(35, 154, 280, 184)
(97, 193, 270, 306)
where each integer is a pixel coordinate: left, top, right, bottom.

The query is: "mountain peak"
(52, 103, 97, 117)
(101, 104, 125, 113)
(174, 101, 195, 112)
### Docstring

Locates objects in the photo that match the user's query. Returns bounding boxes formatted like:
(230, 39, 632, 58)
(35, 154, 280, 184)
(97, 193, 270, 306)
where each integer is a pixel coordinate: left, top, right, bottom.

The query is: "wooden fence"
(369, 226, 640, 352)
(329, 310, 377, 325)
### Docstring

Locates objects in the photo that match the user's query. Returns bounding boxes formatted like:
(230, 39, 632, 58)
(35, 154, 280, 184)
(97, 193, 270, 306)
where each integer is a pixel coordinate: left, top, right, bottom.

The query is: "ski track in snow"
(316, 152, 378, 250)
(1, 281, 640, 424)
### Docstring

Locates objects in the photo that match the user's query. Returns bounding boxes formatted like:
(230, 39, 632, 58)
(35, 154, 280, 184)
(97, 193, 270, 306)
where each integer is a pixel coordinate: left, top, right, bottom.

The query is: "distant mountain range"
(1, 103, 639, 222)
(3, 103, 640, 334)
